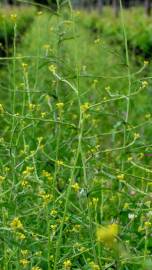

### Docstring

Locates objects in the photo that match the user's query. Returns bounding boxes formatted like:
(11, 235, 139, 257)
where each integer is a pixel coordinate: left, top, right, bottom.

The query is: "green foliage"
(0, 5, 152, 270)
(77, 7, 152, 58)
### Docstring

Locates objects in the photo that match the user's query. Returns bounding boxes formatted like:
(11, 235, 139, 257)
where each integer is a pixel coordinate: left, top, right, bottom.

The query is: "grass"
(0, 3, 152, 270)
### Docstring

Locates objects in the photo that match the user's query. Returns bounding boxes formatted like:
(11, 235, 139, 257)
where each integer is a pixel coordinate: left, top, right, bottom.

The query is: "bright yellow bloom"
(71, 182, 80, 192)
(81, 102, 89, 112)
(56, 102, 64, 110)
(134, 133, 140, 140)
(17, 232, 26, 240)
(10, 217, 23, 230)
(48, 64, 56, 74)
(89, 261, 100, 270)
(96, 223, 118, 246)
(20, 259, 29, 267)
(142, 81, 148, 88)
(10, 14, 17, 22)
(32, 267, 42, 270)
(117, 174, 124, 181)
(63, 259, 72, 269)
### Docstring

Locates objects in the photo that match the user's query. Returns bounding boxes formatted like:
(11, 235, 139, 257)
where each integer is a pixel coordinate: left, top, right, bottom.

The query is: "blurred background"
(0, 0, 151, 16)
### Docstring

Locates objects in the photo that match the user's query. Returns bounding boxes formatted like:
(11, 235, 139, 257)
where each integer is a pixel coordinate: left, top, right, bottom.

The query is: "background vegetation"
(0, 1, 152, 270)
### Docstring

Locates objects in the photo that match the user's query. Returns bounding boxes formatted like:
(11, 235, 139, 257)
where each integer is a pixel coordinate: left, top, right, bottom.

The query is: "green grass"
(0, 3, 152, 270)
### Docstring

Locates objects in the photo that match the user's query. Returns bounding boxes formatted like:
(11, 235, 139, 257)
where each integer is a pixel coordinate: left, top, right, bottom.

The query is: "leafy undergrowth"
(78, 7, 152, 59)
(0, 5, 152, 270)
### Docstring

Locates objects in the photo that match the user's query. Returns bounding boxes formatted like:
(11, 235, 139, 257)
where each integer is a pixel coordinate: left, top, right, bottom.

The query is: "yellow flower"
(117, 174, 124, 181)
(41, 112, 47, 118)
(144, 60, 149, 66)
(17, 232, 26, 240)
(142, 81, 148, 88)
(89, 261, 100, 270)
(42, 170, 52, 181)
(32, 267, 42, 270)
(29, 103, 36, 111)
(10, 217, 23, 230)
(50, 209, 57, 216)
(63, 259, 72, 269)
(145, 113, 151, 120)
(10, 14, 17, 22)
(81, 102, 89, 112)
(96, 223, 118, 246)
(71, 182, 80, 192)
(134, 133, 140, 140)
(22, 63, 28, 73)
(0, 104, 4, 114)
(21, 249, 28, 256)
(37, 11, 43, 15)
(144, 221, 151, 228)
(56, 102, 64, 110)
(42, 193, 53, 204)
(123, 203, 129, 210)
(48, 64, 56, 74)
(20, 259, 29, 267)
(94, 38, 100, 44)
(0, 175, 5, 183)
(56, 160, 64, 166)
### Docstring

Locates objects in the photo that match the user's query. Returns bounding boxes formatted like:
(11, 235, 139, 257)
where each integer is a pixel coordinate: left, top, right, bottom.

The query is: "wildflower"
(142, 81, 148, 88)
(0, 175, 5, 183)
(42, 193, 53, 204)
(144, 60, 149, 66)
(144, 221, 151, 228)
(94, 38, 100, 44)
(17, 232, 26, 240)
(56, 160, 64, 166)
(89, 261, 100, 270)
(22, 63, 28, 73)
(20, 259, 29, 267)
(128, 213, 136, 220)
(72, 224, 81, 233)
(92, 197, 99, 206)
(117, 174, 124, 181)
(134, 133, 140, 140)
(71, 182, 80, 192)
(37, 11, 43, 15)
(105, 86, 111, 91)
(0, 104, 4, 114)
(127, 156, 133, 162)
(10, 217, 23, 230)
(81, 102, 89, 112)
(63, 259, 72, 269)
(50, 209, 57, 216)
(10, 14, 17, 22)
(123, 203, 129, 210)
(41, 112, 47, 118)
(145, 113, 151, 120)
(96, 223, 118, 247)
(32, 267, 42, 270)
(43, 44, 50, 50)
(21, 250, 28, 256)
(50, 224, 57, 232)
(29, 103, 36, 111)
(48, 64, 56, 74)
(56, 102, 64, 110)
(21, 180, 28, 188)
(42, 170, 52, 181)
